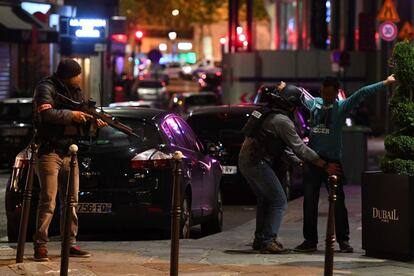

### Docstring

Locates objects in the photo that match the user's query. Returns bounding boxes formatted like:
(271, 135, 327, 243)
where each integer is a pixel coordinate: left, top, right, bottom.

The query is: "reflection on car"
(0, 98, 33, 168)
(5, 107, 223, 241)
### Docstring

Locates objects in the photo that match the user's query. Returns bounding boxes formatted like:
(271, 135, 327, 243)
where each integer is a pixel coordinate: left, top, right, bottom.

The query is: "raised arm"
(340, 74, 395, 115)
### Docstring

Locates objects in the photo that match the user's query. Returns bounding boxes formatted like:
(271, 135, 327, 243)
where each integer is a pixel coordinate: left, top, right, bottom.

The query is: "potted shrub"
(362, 40, 414, 261)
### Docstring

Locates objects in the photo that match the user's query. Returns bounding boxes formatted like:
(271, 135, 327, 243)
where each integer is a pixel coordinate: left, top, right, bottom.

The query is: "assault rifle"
(56, 92, 140, 139)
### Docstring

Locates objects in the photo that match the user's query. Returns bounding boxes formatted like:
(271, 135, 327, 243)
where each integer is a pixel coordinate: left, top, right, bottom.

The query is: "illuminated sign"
(68, 18, 107, 39)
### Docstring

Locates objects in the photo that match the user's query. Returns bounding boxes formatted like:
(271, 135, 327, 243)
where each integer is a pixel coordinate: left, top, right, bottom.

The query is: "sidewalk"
(1, 185, 414, 275)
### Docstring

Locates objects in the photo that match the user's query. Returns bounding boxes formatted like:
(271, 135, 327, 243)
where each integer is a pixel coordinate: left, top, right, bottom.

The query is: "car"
(186, 104, 306, 204)
(0, 98, 33, 168)
(108, 100, 163, 109)
(131, 79, 168, 104)
(168, 92, 220, 116)
(164, 62, 184, 79)
(6, 107, 223, 242)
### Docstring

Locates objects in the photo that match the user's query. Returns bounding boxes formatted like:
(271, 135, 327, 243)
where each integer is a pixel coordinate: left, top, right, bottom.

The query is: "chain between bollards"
(324, 175, 338, 276)
(16, 143, 38, 263)
(170, 151, 183, 276)
(60, 144, 78, 276)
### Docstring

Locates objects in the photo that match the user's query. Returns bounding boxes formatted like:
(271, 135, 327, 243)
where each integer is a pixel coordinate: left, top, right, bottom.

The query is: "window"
(93, 118, 160, 148)
(174, 117, 201, 152)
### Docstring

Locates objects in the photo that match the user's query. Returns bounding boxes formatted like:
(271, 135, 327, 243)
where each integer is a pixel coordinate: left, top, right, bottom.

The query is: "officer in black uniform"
(32, 58, 106, 261)
(239, 82, 341, 254)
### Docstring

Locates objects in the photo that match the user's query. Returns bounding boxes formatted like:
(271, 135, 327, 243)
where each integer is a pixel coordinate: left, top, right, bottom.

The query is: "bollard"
(16, 143, 38, 263)
(60, 144, 78, 276)
(170, 151, 183, 276)
(324, 175, 338, 276)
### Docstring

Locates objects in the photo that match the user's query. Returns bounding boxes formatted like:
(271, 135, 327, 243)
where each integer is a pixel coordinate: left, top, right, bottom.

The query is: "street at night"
(1, 0, 414, 275)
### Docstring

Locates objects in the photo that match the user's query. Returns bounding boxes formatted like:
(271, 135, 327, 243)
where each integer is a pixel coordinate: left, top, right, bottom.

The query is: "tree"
(380, 41, 414, 176)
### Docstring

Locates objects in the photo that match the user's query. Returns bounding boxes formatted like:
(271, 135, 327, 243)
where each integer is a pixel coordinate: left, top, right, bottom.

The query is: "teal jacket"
(303, 82, 385, 160)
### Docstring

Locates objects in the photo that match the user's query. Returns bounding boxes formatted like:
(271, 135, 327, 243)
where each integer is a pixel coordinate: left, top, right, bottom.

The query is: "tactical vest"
(242, 106, 289, 161)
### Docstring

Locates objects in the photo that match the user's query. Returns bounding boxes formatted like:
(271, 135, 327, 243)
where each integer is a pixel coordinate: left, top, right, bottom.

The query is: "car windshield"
(186, 95, 217, 106)
(187, 113, 248, 144)
(88, 118, 161, 148)
(0, 102, 32, 121)
(139, 81, 163, 88)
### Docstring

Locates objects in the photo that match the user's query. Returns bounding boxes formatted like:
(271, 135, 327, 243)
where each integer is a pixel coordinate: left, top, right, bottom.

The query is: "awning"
(0, 5, 58, 43)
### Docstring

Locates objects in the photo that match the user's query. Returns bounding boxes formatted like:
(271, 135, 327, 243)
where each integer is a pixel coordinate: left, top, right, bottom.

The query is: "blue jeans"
(238, 158, 287, 246)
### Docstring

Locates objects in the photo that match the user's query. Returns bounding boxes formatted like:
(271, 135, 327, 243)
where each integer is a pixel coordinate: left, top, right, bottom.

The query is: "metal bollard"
(170, 151, 183, 276)
(16, 143, 38, 263)
(324, 175, 338, 276)
(60, 144, 78, 276)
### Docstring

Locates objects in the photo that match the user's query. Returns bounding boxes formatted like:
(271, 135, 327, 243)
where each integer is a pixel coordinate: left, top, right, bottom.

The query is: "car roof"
(188, 104, 257, 116)
(0, 98, 32, 104)
(102, 107, 171, 122)
(173, 91, 217, 98)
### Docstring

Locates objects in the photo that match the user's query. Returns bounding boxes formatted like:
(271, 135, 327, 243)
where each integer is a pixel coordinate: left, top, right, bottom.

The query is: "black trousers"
(302, 161, 350, 244)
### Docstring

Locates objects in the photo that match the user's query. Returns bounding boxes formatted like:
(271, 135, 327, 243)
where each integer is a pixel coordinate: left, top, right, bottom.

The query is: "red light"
(111, 34, 127, 43)
(219, 37, 227, 45)
(135, 30, 143, 39)
(215, 71, 222, 77)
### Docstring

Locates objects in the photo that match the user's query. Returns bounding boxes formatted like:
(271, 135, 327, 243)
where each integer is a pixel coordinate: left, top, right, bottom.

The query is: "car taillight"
(131, 149, 173, 170)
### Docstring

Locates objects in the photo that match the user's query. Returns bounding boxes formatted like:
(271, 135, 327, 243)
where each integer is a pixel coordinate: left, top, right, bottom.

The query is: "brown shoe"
(34, 246, 49, 262)
(260, 240, 289, 254)
(69, 245, 91, 258)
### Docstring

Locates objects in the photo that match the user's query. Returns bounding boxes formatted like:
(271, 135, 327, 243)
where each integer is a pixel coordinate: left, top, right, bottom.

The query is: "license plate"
(221, 165, 237, 175)
(77, 203, 112, 214)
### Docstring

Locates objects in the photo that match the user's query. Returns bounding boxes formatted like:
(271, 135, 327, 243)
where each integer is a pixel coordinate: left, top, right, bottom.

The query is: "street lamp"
(168, 31, 177, 62)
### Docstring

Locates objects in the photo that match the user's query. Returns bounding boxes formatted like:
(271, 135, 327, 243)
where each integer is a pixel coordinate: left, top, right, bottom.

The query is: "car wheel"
(180, 194, 191, 239)
(282, 170, 292, 201)
(201, 187, 223, 235)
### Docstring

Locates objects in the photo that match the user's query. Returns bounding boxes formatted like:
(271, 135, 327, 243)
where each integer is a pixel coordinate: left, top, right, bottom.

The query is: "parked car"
(186, 104, 306, 204)
(168, 92, 220, 117)
(131, 79, 168, 105)
(197, 71, 222, 96)
(6, 107, 223, 242)
(164, 62, 185, 79)
(0, 98, 33, 168)
(108, 100, 163, 109)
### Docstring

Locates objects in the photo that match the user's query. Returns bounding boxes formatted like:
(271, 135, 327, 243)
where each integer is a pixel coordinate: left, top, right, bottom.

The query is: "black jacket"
(33, 74, 86, 152)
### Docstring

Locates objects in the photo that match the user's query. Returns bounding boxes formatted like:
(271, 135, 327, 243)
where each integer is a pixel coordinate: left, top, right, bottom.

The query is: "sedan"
(6, 107, 223, 242)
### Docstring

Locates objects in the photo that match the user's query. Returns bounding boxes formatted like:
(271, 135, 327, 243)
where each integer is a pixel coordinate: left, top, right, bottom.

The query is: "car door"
(160, 115, 204, 217)
(174, 117, 217, 216)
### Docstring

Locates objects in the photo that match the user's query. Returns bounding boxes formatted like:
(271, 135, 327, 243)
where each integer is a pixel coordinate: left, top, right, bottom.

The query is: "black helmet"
(254, 84, 303, 110)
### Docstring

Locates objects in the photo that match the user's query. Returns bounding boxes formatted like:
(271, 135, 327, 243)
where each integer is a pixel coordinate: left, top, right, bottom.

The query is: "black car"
(0, 98, 33, 168)
(168, 91, 220, 117)
(186, 105, 305, 204)
(6, 107, 223, 241)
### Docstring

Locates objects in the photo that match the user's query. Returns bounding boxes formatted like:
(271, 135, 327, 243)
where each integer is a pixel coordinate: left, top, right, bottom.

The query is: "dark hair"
(322, 76, 340, 90)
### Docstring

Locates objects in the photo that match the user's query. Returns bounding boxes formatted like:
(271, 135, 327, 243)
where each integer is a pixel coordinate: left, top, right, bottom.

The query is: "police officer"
(32, 59, 107, 261)
(238, 82, 341, 254)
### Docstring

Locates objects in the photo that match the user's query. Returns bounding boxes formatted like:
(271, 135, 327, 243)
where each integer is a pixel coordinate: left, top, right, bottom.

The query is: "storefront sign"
(69, 18, 106, 39)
